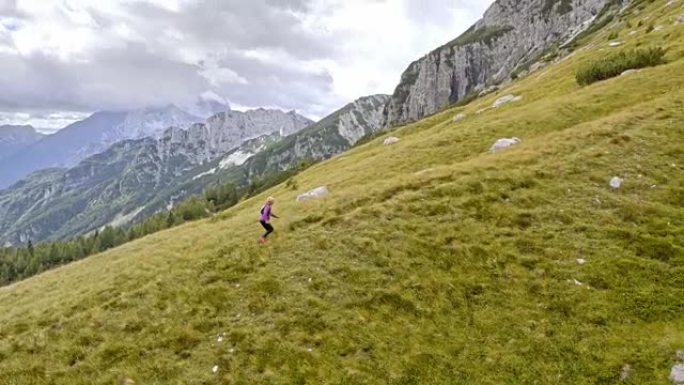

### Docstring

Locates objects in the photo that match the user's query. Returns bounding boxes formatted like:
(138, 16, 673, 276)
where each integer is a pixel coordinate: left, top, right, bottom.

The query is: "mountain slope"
(384, 0, 612, 126)
(0, 106, 202, 189)
(124, 94, 390, 225)
(0, 109, 312, 244)
(0, 125, 43, 161)
(1, 0, 683, 383)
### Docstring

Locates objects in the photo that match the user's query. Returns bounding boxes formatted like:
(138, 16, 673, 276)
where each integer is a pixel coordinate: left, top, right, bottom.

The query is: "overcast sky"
(0, 0, 493, 133)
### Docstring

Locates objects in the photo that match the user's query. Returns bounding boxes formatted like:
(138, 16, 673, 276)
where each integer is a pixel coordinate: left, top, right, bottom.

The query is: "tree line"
(0, 160, 311, 286)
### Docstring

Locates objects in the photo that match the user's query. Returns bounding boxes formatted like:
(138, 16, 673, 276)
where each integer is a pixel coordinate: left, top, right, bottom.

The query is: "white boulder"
(609, 41, 623, 47)
(609, 176, 623, 189)
(297, 186, 330, 202)
(493, 94, 522, 108)
(453, 113, 467, 122)
(383, 136, 400, 145)
(489, 137, 521, 153)
(671, 364, 684, 384)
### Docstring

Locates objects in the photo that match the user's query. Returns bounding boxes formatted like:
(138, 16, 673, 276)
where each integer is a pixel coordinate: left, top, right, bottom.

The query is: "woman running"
(258, 196, 279, 243)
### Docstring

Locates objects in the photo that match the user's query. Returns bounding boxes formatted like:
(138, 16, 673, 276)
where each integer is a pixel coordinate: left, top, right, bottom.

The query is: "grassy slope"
(1, 2, 683, 384)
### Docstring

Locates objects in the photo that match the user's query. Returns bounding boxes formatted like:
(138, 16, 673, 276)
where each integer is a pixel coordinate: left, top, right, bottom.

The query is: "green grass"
(448, 25, 514, 48)
(576, 47, 667, 85)
(1, 1, 684, 384)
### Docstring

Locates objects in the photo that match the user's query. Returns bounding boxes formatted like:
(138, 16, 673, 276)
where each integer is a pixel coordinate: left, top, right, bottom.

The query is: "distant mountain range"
(0, 105, 206, 189)
(0, 95, 388, 245)
(0, 108, 312, 244)
(0, 125, 44, 162)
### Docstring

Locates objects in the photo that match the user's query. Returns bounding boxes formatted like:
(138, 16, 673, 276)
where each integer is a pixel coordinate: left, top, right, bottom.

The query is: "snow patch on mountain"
(220, 151, 253, 168)
(192, 168, 218, 180)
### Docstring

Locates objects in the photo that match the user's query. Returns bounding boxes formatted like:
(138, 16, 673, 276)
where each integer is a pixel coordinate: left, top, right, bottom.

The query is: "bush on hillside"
(575, 47, 666, 85)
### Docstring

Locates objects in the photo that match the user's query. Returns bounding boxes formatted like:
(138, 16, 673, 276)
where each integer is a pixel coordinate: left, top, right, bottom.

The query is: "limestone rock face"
(384, 0, 611, 126)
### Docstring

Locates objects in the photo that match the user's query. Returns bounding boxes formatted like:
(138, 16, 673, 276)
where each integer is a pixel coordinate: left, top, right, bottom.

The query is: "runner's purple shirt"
(260, 204, 272, 222)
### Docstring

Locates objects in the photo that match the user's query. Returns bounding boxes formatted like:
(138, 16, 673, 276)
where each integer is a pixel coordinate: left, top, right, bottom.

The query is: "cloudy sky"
(0, 0, 493, 133)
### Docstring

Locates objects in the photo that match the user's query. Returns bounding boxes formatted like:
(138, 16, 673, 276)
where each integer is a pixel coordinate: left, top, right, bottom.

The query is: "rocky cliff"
(238, 94, 390, 178)
(384, 0, 613, 126)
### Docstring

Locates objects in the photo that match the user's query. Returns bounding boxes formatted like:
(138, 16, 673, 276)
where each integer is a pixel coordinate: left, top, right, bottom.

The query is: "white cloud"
(0, 0, 494, 129)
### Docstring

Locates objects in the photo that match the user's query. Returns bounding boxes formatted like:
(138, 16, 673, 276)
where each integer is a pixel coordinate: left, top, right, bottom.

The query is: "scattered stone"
(529, 61, 547, 73)
(119, 378, 135, 385)
(651, 185, 658, 189)
(217, 335, 224, 343)
(493, 94, 522, 108)
(229, 348, 235, 353)
(621, 69, 639, 76)
(609, 41, 623, 47)
(489, 137, 521, 153)
(671, 364, 684, 384)
(676, 350, 684, 361)
(577, 258, 587, 265)
(609, 176, 623, 189)
(620, 364, 633, 381)
(667, 0, 675, 6)
(452, 113, 467, 122)
(478, 85, 499, 97)
(476, 107, 492, 115)
(628, 30, 638, 36)
(383, 136, 400, 145)
(212, 365, 219, 374)
(573, 278, 583, 286)
(654, 25, 665, 32)
(307, 348, 313, 352)
(308, 277, 313, 283)
(297, 186, 330, 202)
(678, 15, 684, 24)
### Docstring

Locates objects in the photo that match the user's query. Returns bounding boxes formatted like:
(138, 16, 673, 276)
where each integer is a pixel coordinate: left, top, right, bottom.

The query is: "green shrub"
(576, 47, 666, 85)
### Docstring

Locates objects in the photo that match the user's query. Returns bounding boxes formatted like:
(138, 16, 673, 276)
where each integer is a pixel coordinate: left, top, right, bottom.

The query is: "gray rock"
(297, 186, 330, 202)
(609, 176, 623, 189)
(383, 0, 613, 126)
(671, 364, 684, 384)
(453, 113, 467, 122)
(529, 61, 548, 73)
(336, 95, 389, 144)
(620, 364, 632, 381)
(383, 136, 400, 145)
(489, 137, 521, 153)
(493, 94, 522, 108)
(609, 41, 623, 47)
(478, 86, 499, 97)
